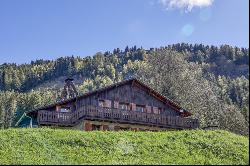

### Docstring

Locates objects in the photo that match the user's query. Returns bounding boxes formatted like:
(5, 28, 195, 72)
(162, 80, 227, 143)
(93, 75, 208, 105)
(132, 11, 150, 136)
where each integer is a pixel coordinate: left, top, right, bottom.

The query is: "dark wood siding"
(77, 81, 180, 116)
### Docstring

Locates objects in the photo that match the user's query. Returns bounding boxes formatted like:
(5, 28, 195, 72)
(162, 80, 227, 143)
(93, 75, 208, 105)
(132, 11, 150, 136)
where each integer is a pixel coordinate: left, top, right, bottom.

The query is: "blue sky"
(0, 0, 249, 64)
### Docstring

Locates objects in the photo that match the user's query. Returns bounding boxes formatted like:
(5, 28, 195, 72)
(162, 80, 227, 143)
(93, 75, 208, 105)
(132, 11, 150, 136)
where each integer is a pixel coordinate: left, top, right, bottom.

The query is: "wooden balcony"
(37, 105, 199, 129)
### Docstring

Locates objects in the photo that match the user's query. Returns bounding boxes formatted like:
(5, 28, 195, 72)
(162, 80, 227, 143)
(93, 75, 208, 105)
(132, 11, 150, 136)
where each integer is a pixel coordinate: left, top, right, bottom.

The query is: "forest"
(0, 43, 249, 135)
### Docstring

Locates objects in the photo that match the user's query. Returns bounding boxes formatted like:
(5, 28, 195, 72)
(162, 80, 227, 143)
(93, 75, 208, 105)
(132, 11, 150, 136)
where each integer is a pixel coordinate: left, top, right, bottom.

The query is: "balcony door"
(119, 102, 130, 111)
(56, 105, 71, 113)
(136, 105, 146, 113)
(60, 107, 71, 113)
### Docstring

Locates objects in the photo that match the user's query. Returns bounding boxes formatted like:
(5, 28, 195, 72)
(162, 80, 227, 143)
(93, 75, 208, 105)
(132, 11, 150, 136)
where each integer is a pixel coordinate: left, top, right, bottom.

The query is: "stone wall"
(81, 120, 178, 131)
(38, 120, 179, 131)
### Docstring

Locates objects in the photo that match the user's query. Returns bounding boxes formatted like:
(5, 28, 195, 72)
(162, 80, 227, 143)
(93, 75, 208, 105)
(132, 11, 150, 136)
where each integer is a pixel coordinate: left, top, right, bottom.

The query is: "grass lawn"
(0, 128, 248, 165)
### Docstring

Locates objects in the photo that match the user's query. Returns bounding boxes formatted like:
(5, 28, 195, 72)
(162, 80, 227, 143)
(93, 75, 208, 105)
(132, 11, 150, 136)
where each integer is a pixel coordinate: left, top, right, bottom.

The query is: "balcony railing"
(37, 105, 199, 129)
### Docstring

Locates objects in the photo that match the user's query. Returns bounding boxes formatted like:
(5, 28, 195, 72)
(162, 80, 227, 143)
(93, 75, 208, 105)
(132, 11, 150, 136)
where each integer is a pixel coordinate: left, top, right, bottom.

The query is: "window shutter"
(130, 103, 136, 111)
(104, 100, 107, 107)
(114, 101, 119, 109)
(104, 100, 112, 108)
(56, 105, 61, 112)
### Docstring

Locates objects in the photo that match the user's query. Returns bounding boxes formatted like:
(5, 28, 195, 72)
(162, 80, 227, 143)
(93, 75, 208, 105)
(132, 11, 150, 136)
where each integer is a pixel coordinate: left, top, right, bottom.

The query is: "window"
(158, 108, 162, 114)
(99, 99, 111, 108)
(92, 124, 101, 131)
(60, 107, 70, 113)
(119, 103, 129, 111)
(136, 105, 145, 113)
(139, 128, 146, 131)
(120, 127, 130, 131)
(98, 100, 105, 107)
(153, 107, 161, 114)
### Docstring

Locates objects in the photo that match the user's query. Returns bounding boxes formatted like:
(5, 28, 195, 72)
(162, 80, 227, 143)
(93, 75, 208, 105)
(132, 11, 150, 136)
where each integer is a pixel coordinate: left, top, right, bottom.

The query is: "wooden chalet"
(17, 78, 199, 131)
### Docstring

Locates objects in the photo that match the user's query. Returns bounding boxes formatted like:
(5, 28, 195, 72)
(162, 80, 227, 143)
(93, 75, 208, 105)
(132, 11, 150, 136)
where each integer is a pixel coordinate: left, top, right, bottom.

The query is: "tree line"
(0, 43, 249, 135)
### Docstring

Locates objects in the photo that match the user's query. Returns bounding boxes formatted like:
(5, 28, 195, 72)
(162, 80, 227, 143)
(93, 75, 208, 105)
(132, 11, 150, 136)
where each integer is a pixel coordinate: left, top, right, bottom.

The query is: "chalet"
(16, 78, 199, 131)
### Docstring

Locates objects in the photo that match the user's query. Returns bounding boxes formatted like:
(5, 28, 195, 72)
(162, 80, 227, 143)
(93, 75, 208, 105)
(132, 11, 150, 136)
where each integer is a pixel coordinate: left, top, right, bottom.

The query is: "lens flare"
(181, 24, 194, 37)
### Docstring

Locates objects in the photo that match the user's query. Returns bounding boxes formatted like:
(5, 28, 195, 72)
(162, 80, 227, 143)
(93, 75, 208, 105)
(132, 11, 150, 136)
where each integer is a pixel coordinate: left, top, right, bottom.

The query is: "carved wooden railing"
(37, 105, 199, 129)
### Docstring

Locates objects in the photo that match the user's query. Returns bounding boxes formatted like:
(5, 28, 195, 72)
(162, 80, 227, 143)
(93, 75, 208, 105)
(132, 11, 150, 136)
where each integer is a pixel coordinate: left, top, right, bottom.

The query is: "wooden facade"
(27, 78, 199, 131)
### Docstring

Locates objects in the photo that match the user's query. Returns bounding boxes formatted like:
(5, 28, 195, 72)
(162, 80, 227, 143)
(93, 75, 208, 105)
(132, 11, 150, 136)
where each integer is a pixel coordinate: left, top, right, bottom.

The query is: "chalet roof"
(29, 78, 192, 116)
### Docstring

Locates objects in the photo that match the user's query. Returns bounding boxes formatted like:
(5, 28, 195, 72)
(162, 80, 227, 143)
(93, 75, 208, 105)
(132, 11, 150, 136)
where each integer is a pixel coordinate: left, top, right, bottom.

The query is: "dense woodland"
(0, 43, 249, 135)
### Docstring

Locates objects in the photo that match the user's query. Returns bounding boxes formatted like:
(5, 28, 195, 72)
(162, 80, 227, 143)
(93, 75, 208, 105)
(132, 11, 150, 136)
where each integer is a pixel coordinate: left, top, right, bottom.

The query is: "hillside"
(0, 44, 248, 92)
(0, 44, 249, 135)
(0, 128, 248, 165)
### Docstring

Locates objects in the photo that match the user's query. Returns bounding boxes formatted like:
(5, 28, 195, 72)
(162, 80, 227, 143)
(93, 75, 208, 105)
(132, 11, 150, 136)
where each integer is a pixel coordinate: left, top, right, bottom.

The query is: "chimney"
(61, 78, 78, 100)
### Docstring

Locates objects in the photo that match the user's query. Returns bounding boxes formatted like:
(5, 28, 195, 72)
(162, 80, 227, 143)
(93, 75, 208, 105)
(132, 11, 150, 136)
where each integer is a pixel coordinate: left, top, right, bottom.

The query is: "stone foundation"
(40, 120, 179, 132)
(80, 120, 177, 131)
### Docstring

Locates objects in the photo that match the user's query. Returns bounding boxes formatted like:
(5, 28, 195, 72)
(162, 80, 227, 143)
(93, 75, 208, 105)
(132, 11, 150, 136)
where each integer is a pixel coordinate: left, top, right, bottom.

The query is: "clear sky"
(0, 0, 249, 64)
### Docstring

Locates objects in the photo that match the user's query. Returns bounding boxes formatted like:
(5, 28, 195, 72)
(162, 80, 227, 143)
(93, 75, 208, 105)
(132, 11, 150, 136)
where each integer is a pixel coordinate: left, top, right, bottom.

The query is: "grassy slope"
(0, 129, 248, 165)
